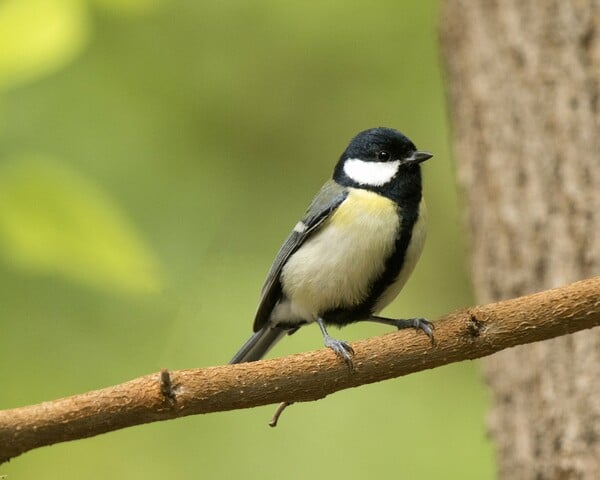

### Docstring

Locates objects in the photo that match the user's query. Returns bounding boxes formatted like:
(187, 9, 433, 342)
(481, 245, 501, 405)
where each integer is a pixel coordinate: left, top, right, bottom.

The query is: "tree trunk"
(440, 1, 600, 478)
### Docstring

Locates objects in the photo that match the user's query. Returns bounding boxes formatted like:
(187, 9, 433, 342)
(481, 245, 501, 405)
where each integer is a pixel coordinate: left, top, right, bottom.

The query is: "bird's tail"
(229, 325, 288, 364)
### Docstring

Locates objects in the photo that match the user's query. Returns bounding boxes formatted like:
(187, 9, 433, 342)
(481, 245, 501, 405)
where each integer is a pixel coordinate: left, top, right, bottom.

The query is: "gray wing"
(252, 180, 348, 331)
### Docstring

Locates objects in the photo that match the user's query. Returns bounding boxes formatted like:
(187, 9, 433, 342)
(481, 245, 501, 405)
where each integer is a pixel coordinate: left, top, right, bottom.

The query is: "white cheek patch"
(343, 158, 400, 186)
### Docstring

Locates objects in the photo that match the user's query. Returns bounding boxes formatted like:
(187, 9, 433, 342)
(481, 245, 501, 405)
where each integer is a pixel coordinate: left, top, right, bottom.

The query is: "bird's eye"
(377, 151, 391, 161)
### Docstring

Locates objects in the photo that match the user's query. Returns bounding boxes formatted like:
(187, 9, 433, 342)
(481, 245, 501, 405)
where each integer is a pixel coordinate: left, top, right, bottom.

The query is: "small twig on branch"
(159, 368, 176, 404)
(1, 277, 599, 464)
(269, 401, 294, 427)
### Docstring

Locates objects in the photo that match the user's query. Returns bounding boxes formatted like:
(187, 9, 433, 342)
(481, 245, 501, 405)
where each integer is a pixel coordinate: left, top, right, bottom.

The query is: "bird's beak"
(404, 151, 433, 165)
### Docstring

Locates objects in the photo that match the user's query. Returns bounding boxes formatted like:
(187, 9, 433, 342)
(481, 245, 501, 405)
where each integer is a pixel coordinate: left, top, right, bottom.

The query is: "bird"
(230, 127, 433, 367)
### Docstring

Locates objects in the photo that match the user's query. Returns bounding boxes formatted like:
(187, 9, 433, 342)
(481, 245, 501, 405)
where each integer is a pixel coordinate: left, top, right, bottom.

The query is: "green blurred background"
(0, 0, 494, 478)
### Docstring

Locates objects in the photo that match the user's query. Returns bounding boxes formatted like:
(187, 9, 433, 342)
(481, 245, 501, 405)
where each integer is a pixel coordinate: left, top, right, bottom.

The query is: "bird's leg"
(316, 317, 355, 368)
(369, 316, 435, 344)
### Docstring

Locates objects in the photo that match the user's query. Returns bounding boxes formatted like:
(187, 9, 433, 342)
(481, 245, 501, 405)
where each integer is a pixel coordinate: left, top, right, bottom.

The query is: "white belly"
(272, 188, 400, 323)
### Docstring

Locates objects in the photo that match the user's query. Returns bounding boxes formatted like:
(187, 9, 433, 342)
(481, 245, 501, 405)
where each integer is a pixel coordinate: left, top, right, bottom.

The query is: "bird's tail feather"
(229, 325, 287, 364)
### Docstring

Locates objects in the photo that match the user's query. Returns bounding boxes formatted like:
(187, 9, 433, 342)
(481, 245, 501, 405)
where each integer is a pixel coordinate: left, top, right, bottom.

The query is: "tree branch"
(1, 277, 599, 464)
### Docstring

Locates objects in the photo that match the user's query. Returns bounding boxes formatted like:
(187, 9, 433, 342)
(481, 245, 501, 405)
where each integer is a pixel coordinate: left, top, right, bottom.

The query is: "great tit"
(230, 127, 433, 367)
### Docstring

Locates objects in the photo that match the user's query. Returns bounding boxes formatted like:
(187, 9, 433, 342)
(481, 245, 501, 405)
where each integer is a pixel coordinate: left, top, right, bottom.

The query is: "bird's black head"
(333, 127, 432, 198)
(340, 127, 422, 163)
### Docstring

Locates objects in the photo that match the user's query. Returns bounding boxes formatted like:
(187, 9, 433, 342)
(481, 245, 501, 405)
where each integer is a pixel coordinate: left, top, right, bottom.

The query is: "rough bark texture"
(1, 279, 598, 464)
(441, 1, 600, 478)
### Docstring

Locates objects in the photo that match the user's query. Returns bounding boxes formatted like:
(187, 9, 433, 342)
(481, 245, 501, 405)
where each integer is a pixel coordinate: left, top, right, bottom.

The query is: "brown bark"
(1, 278, 598, 464)
(441, 1, 600, 478)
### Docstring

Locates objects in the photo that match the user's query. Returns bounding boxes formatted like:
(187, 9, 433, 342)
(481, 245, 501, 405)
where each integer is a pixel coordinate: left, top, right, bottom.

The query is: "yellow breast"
(280, 188, 400, 316)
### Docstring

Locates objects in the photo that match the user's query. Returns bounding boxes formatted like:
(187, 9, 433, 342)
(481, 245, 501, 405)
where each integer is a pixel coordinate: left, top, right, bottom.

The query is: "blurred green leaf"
(0, 155, 162, 293)
(0, 0, 89, 90)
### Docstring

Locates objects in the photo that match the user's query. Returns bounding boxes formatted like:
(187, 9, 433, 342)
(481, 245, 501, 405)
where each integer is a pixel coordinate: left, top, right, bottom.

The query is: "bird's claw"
(324, 336, 355, 369)
(402, 318, 435, 345)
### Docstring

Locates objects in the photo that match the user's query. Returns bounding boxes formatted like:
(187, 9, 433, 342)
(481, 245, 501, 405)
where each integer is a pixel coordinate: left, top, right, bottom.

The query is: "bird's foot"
(323, 335, 355, 369)
(398, 318, 435, 344)
(370, 316, 435, 345)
